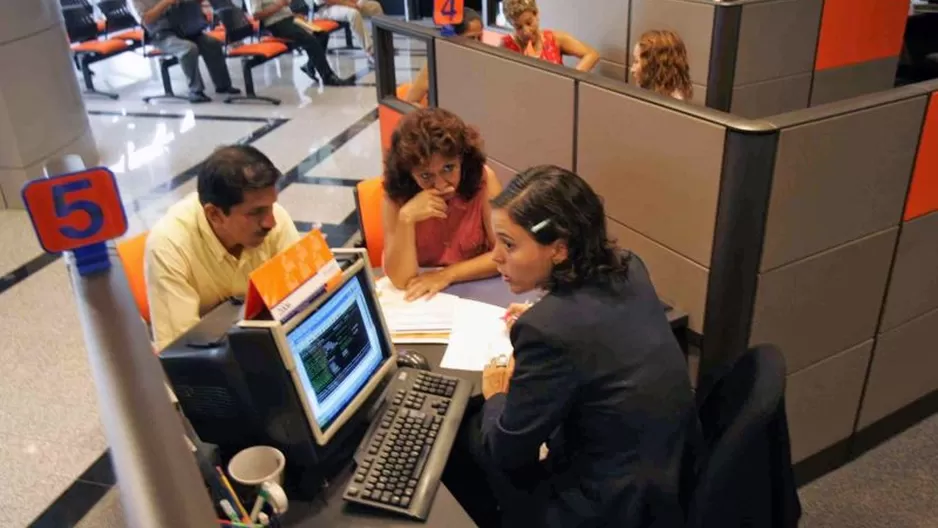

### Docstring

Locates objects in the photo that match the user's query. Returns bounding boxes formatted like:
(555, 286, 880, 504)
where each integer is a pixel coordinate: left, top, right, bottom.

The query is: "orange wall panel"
(905, 92, 938, 221)
(815, 0, 908, 71)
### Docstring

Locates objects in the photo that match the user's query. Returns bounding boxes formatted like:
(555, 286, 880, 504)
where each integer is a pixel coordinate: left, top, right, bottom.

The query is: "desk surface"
(284, 274, 686, 526)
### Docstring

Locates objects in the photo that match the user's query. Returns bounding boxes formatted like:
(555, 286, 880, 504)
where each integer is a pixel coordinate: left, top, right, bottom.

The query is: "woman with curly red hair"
(382, 107, 502, 300)
(630, 29, 694, 101)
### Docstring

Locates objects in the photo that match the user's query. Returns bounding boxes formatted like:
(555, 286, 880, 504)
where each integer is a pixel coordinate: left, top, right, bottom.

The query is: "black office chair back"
(60, 0, 99, 42)
(687, 344, 800, 528)
(97, 0, 140, 33)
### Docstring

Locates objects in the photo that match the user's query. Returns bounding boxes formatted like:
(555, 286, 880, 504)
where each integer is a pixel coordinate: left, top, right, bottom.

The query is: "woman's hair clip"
(530, 219, 551, 233)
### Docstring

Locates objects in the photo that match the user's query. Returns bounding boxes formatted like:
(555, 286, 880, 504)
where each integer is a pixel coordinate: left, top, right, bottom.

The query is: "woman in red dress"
(499, 0, 599, 72)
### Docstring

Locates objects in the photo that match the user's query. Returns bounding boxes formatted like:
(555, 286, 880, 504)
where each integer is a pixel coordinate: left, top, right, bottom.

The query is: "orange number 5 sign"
(21, 168, 128, 253)
(434, 0, 464, 25)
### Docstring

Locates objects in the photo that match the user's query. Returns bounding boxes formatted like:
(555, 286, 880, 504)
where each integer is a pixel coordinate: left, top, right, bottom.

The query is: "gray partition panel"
(734, 0, 822, 85)
(761, 96, 926, 270)
(731, 73, 812, 118)
(608, 218, 709, 333)
(577, 83, 725, 267)
(435, 40, 575, 171)
(487, 157, 518, 188)
(595, 60, 627, 83)
(857, 307, 938, 428)
(786, 339, 872, 463)
(881, 211, 938, 332)
(537, 0, 629, 67)
(750, 228, 898, 374)
(629, 0, 715, 86)
(810, 57, 902, 107)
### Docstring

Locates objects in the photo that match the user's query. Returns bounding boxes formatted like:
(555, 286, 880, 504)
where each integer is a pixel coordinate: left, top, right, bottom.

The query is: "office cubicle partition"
(372, 16, 938, 481)
(629, 0, 909, 118)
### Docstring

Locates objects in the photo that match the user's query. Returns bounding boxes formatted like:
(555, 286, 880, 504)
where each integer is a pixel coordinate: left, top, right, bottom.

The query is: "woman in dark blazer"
(474, 165, 695, 527)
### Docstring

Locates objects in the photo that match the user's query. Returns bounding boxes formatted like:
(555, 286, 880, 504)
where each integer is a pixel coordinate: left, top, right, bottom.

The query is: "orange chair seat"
(227, 42, 289, 58)
(396, 83, 427, 107)
(206, 27, 226, 42)
(71, 39, 130, 54)
(113, 28, 144, 43)
(261, 35, 291, 45)
(310, 20, 340, 32)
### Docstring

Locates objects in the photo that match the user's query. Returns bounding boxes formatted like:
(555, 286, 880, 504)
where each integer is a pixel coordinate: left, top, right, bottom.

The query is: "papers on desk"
(374, 277, 515, 370)
(440, 299, 513, 371)
(375, 277, 458, 343)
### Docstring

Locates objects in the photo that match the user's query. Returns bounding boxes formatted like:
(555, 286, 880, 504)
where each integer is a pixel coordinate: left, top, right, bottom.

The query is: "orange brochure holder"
(244, 230, 343, 322)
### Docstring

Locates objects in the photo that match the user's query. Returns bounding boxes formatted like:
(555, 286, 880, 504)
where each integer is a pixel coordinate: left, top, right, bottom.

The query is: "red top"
(413, 178, 491, 267)
(501, 30, 563, 65)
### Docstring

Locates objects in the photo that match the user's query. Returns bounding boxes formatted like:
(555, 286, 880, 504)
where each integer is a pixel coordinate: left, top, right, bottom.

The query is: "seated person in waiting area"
(403, 8, 485, 105)
(500, 0, 599, 72)
(470, 165, 695, 527)
(630, 29, 694, 101)
(312, 0, 384, 59)
(250, 0, 354, 85)
(132, 0, 241, 103)
(382, 107, 502, 300)
(145, 145, 301, 351)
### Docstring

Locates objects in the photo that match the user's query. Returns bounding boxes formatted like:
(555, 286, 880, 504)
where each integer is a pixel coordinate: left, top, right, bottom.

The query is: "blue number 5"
(53, 180, 104, 239)
(442, 0, 456, 17)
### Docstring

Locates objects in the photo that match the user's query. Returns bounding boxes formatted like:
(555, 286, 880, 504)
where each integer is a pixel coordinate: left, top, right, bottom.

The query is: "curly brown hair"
(491, 165, 630, 292)
(384, 107, 487, 204)
(634, 30, 693, 100)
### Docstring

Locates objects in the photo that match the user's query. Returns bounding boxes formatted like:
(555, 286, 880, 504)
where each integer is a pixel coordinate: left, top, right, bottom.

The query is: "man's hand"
(482, 355, 515, 399)
(404, 269, 453, 301)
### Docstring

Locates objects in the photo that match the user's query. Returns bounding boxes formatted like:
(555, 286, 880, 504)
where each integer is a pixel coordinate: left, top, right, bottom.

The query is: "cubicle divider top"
(371, 15, 938, 479)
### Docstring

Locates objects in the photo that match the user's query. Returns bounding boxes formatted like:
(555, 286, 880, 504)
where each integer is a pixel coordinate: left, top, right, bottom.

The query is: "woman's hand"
(482, 355, 515, 399)
(503, 302, 532, 330)
(398, 189, 450, 225)
(404, 269, 454, 301)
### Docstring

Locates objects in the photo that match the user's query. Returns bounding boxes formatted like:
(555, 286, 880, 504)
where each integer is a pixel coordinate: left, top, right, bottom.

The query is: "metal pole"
(67, 252, 218, 527)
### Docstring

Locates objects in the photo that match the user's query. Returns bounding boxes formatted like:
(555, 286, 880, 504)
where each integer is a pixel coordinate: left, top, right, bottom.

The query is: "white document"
(441, 299, 514, 371)
(374, 276, 460, 343)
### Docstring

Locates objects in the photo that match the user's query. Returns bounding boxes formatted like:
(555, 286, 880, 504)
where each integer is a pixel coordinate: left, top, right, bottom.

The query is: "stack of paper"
(441, 299, 514, 371)
(374, 277, 460, 343)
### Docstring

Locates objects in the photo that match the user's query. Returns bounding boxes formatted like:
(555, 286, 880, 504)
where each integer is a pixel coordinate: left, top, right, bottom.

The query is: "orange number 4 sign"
(434, 0, 464, 25)
(21, 167, 128, 254)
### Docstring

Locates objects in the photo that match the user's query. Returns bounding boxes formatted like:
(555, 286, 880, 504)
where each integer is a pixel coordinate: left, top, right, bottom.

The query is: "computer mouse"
(396, 349, 431, 371)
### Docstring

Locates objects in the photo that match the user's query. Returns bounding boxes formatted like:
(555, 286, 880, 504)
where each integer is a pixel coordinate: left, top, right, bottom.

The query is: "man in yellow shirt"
(145, 145, 301, 351)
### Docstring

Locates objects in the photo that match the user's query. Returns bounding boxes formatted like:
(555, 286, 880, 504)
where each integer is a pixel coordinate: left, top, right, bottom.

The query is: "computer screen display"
(286, 272, 384, 432)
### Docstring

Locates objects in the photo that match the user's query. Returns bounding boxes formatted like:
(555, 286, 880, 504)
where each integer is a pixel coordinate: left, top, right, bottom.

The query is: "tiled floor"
(0, 29, 428, 526)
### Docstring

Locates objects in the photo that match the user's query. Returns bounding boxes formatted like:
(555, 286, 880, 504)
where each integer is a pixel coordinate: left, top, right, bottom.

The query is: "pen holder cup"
(227, 446, 286, 509)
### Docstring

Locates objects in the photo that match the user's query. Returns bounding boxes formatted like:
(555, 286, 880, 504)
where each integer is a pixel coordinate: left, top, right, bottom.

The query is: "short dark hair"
(197, 145, 281, 213)
(453, 8, 481, 35)
(491, 165, 629, 291)
(384, 107, 487, 204)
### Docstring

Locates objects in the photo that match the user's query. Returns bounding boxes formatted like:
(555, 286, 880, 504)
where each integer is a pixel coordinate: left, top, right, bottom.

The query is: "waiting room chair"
(212, 2, 292, 105)
(116, 232, 151, 325)
(354, 177, 385, 267)
(687, 344, 801, 528)
(96, 0, 144, 44)
(61, 0, 135, 99)
(311, 1, 357, 52)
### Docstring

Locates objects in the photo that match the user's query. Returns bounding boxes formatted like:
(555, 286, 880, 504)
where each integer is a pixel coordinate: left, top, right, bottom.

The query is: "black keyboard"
(342, 368, 472, 520)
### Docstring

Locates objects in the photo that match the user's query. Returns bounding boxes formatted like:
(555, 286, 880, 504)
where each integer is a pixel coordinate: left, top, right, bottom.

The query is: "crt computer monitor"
(161, 251, 396, 492)
(238, 254, 396, 446)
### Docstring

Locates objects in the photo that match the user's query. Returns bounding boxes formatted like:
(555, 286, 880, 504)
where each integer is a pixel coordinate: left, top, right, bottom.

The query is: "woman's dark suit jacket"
(480, 254, 695, 527)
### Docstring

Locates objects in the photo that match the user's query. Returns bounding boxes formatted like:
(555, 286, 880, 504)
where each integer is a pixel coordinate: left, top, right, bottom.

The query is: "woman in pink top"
(500, 0, 599, 72)
(382, 108, 502, 300)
